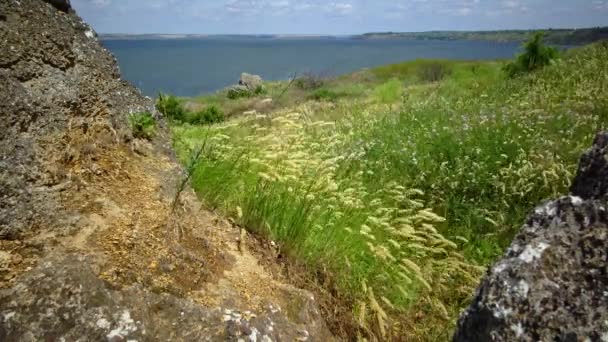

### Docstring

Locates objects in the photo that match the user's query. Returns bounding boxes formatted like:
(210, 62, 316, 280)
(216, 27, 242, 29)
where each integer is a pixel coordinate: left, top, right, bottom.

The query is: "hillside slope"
(0, 1, 331, 340)
(176, 41, 608, 340)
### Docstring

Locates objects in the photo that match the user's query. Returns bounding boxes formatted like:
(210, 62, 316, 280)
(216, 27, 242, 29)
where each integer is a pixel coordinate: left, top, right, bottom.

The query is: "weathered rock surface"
(0, 1, 332, 340)
(239, 72, 263, 91)
(454, 132, 608, 341)
(1, 255, 329, 341)
(571, 132, 608, 200)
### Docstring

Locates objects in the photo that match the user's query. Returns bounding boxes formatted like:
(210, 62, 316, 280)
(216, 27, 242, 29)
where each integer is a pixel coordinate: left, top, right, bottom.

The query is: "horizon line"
(97, 26, 608, 36)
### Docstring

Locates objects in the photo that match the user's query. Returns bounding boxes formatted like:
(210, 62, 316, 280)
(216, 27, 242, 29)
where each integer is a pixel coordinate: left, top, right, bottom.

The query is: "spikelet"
(368, 287, 388, 337)
(357, 301, 368, 327)
(401, 258, 422, 274)
(381, 296, 395, 310)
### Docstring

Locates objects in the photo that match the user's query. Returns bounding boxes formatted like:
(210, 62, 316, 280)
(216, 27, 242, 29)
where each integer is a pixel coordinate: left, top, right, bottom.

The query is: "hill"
(172, 41, 608, 339)
(355, 27, 608, 45)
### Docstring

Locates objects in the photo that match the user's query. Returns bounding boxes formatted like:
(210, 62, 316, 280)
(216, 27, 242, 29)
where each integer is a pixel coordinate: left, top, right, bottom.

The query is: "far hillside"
(159, 40, 608, 340)
(356, 27, 608, 45)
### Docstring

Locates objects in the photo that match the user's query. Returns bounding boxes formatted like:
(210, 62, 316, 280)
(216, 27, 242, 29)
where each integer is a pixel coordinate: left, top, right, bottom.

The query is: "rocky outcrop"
(454, 132, 608, 341)
(0, 0, 153, 240)
(0, 1, 331, 340)
(239, 72, 263, 91)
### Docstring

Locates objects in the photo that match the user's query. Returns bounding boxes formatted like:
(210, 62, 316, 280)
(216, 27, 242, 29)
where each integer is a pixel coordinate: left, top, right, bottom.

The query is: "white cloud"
(91, 0, 111, 7)
(325, 2, 354, 16)
(455, 7, 472, 16)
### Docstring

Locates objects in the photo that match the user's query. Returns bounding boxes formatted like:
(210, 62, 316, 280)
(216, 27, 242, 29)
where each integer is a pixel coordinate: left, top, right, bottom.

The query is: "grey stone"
(239, 73, 263, 91)
(0, 0, 155, 239)
(571, 132, 608, 200)
(0, 2, 333, 341)
(0, 255, 331, 341)
(454, 132, 608, 341)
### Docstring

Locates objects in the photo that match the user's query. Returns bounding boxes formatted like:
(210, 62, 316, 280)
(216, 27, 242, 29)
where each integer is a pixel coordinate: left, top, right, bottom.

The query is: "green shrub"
(295, 73, 325, 90)
(374, 79, 403, 104)
(227, 85, 266, 100)
(418, 62, 451, 82)
(254, 85, 266, 95)
(504, 32, 559, 77)
(156, 94, 185, 121)
(308, 88, 341, 101)
(227, 87, 250, 100)
(188, 105, 225, 125)
(128, 112, 156, 139)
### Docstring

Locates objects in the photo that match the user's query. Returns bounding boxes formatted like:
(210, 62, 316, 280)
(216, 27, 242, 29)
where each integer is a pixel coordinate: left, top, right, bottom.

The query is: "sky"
(72, 0, 608, 35)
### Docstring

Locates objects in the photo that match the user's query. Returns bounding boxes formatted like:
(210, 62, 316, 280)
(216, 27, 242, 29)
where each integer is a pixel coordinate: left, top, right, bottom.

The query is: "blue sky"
(72, 0, 608, 34)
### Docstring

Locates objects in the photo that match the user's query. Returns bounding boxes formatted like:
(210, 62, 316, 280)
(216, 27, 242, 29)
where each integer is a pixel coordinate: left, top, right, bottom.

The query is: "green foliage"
(308, 88, 342, 101)
(128, 112, 156, 139)
(295, 73, 325, 90)
(187, 105, 225, 125)
(156, 94, 186, 121)
(227, 87, 250, 100)
(373, 79, 403, 103)
(254, 85, 267, 95)
(172, 43, 608, 340)
(372, 59, 454, 83)
(504, 32, 559, 77)
(418, 62, 451, 82)
(227, 85, 266, 100)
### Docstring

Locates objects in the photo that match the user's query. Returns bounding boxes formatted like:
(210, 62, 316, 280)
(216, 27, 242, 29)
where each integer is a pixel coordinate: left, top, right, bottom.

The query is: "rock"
(570, 132, 608, 200)
(0, 255, 332, 341)
(0, 2, 333, 341)
(454, 132, 608, 341)
(0, 0, 155, 240)
(43, 0, 72, 13)
(239, 73, 263, 91)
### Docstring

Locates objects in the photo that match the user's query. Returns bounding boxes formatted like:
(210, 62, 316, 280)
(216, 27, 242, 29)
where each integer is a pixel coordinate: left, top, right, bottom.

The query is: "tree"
(504, 32, 559, 77)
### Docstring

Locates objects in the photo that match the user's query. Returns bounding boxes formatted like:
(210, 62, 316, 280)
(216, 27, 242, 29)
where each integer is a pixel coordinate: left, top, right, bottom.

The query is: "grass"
(373, 79, 403, 104)
(170, 43, 608, 340)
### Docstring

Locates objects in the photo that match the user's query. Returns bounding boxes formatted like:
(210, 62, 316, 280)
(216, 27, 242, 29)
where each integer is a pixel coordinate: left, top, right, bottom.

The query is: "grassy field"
(170, 42, 608, 340)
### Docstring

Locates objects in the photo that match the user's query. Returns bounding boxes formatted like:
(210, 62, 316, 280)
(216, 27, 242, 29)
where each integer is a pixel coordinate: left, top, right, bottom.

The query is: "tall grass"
(172, 43, 608, 340)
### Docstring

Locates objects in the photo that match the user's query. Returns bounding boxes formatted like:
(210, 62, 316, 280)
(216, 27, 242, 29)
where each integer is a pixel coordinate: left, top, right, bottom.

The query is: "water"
(101, 37, 521, 97)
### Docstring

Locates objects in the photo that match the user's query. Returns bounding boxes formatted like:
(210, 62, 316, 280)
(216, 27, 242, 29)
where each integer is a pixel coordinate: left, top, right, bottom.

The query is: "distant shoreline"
(100, 27, 608, 45)
(99, 34, 347, 41)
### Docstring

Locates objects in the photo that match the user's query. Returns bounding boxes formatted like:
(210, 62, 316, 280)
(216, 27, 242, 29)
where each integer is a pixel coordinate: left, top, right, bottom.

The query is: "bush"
(254, 85, 266, 95)
(128, 112, 156, 139)
(227, 85, 266, 100)
(418, 62, 451, 82)
(374, 79, 403, 103)
(188, 105, 225, 125)
(504, 32, 559, 77)
(156, 94, 185, 121)
(295, 73, 325, 90)
(227, 87, 250, 100)
(308, 88, 341, 102)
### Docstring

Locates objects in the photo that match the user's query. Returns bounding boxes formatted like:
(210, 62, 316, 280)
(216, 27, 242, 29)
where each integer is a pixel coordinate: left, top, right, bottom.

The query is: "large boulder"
(0, 0, 154, 240)
(454, 132, 608, 341)
(0, 1, 332, 341)
(239, 72, 263, 91)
